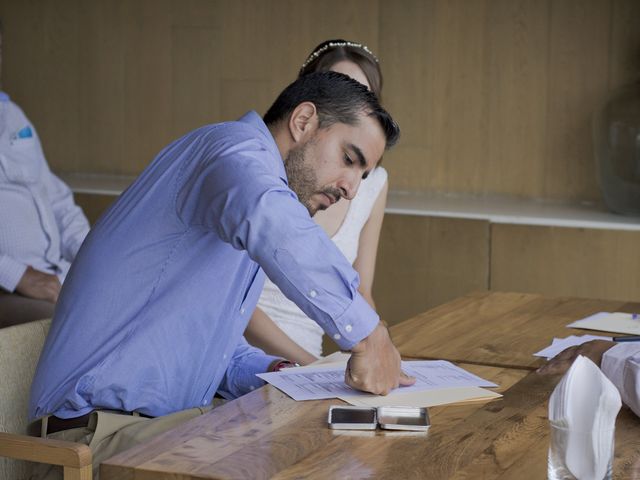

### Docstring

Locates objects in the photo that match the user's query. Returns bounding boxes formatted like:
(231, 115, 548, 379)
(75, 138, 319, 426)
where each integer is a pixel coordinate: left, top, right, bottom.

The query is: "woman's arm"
(352, 180, 388, 309)
(244, 306, 318, 365)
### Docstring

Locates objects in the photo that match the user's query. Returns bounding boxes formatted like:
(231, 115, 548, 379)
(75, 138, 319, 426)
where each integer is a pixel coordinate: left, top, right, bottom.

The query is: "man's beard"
(284, 140, 341, 216)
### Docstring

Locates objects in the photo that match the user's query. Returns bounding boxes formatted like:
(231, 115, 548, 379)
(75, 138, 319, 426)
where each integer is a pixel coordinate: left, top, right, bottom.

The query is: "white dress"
(256, 167, 388, 357)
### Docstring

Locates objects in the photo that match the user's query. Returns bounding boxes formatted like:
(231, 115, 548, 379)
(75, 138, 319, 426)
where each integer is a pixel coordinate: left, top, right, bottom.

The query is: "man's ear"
(288, 102, 318, 143)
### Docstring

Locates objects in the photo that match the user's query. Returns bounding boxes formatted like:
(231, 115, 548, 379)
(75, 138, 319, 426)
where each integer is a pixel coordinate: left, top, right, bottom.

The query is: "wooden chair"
(0, 319, 92, 480)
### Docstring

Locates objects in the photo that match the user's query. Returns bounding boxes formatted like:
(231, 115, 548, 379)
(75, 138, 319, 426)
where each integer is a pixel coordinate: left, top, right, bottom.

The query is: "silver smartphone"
(377, 406, 430, 431)
(327, 406, 377, 430)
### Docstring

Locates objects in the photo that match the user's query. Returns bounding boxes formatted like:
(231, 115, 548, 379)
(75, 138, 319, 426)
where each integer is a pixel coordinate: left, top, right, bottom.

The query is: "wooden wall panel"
(379, 0, 491, 193)
(74, 193, 117, 225)
(609, 0, 640, 87)
(373, 215, 490, 327)
(77, 0, 126, 174)
(1, 0, 639, 202)
(491, 224, 640, 302)
(543, 0, 610, 202)
(121, 0, 173, 174)
(171, 25, 222, 138)
(485, 0, 549, 198)
(1, 0, 82, 173)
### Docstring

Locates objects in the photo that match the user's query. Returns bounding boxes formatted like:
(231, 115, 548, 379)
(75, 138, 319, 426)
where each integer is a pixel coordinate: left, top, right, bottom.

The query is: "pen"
(613, 335, 640, 342)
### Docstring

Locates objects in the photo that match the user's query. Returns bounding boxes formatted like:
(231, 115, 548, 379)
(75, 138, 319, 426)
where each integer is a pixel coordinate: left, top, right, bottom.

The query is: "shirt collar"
(237, 111, 287, 184)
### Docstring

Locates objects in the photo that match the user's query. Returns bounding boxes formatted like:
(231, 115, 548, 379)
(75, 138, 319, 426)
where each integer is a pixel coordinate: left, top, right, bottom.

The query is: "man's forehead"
(324, 116, 383, 141)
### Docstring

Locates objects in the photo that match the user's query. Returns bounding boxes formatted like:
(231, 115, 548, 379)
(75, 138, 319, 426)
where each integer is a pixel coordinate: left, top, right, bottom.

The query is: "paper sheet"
(257, 360, 497, 401)
(340, 386, 501, 408)
(567, 312, 640, 335)
(533, 334, 612, 360)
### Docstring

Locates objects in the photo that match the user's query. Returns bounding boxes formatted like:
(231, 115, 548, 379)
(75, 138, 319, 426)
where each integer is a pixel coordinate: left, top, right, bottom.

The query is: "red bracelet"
(272, 360, 300, 372)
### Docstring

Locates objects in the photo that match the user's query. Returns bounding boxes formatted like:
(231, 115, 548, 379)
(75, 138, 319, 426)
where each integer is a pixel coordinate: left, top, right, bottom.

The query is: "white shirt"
(0, 92, 89, 291)
(602, 342, 640, 417)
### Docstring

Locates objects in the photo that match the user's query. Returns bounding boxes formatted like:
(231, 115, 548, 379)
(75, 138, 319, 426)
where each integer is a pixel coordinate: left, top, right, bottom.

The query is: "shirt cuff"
(219, 352, 281, 400)
(324, 294, 379, 350)
(0, 255, 28, 292)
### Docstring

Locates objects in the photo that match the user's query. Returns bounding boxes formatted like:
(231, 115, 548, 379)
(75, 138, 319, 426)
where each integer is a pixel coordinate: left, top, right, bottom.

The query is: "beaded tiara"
(300, 41, 379, 70)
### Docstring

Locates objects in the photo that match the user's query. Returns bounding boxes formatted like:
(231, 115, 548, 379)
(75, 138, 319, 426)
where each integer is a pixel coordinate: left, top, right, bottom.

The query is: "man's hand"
(346, 322, 416, 395)
(15, 266, 61, 303)
(537, 340, 616, 375)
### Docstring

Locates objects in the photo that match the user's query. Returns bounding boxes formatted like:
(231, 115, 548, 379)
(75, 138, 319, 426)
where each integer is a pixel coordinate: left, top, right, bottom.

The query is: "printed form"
(257, 360, 497, 401)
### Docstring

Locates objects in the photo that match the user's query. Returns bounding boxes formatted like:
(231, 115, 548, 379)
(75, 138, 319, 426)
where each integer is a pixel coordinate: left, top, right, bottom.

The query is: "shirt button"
(250, 386, 255, 391)
(240, 307, 245, 314)
(333, 333, 341, 340)
(223, 354, 227, 360)
(202, 400, 208, 406)
(309, 290, 317, 298)
(345, 325, 353, 333)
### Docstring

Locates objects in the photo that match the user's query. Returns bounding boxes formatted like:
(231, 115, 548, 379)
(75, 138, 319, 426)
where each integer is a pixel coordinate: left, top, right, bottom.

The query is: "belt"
(45, 412, 94, 435)
(32, 410, 153, 437)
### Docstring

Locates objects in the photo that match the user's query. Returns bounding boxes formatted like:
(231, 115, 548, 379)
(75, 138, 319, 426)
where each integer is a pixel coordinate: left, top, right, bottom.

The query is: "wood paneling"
(374, 215, 490, 326)
(485, 0, 549, 199)
(609, 0, 640, 87)
(0, 0, 380, 177)
(74, 193, 117, 225)
(1, 0, 639, 204)
(543, 0, 610, 201)
(491, 224, 640, 302)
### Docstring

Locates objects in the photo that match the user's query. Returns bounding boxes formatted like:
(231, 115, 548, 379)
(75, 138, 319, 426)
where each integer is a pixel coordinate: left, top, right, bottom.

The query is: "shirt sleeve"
(175, 135, 379, 350)
(601, 343, 640, 417)
(0, 253, 28, 292)
(216, 336, 280, 400)
(44, 170, 90, 262)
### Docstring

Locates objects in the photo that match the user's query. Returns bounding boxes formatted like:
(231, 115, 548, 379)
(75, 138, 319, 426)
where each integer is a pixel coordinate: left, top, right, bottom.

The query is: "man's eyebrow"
(348, 143, 368, 169)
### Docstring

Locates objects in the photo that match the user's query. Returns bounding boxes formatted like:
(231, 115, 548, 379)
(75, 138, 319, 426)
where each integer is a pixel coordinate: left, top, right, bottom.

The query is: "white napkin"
(549, 355, 622, 480)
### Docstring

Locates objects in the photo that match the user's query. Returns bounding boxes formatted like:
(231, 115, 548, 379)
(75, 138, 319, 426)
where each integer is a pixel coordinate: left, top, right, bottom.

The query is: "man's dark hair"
(264, 71, 399, 149)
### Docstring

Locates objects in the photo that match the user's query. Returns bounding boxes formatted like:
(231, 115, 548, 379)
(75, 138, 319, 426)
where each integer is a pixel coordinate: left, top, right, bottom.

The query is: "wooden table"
(391, 291, 640, 370)
(102, 292, 640, 479)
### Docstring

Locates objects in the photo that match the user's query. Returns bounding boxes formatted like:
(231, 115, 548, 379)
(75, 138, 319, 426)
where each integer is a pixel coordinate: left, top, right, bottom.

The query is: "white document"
(341, 386, 502, 408)
(567, 312, 640, 335)
(257, 360, 497, 402)
(533, 334, 612, 360)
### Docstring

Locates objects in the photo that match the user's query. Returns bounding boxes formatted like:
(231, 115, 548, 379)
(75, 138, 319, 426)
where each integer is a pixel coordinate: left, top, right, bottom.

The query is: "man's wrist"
(269, 359, 300, 372)
(351, 322, 387, 354)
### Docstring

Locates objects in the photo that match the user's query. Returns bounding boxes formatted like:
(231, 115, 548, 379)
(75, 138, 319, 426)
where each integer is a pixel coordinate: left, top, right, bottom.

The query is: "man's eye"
(362, 171, 369, 180)
(344, 154, 353, 166)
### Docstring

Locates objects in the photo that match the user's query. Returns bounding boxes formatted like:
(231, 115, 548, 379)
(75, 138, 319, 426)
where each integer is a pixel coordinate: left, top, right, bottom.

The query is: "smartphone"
(377, 406, 430, 431)
(327, 406, 377, 430)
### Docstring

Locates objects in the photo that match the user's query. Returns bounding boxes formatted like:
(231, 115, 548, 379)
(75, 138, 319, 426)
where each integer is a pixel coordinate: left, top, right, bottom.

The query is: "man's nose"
(338, 174, 362, 201)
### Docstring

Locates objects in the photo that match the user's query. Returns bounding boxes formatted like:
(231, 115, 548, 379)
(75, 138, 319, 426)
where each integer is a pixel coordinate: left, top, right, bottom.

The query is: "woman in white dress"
(244, 40, 388, 364)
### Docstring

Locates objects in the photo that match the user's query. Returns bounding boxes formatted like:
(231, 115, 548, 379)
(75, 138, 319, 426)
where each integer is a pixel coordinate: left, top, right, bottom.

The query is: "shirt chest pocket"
(0, 137, 44, 185)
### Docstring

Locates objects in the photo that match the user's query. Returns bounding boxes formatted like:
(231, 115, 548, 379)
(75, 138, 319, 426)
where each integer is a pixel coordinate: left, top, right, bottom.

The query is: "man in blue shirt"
(29, 72, 412, 478)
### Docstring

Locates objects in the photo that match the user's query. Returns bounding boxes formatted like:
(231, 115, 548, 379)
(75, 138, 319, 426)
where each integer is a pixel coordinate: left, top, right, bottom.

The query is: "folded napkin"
(549, 355, 622, 480)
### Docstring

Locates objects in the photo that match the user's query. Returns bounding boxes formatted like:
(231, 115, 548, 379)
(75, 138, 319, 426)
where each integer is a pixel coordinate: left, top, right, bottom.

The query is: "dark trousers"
(0, 291, 55, 328)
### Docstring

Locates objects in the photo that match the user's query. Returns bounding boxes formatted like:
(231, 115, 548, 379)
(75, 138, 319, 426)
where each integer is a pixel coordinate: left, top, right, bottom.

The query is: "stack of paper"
(549, 356, 621, 479)
(257, 360, 501, 407)
(568, 312, 640, 335)
(533, 335, 612, 360)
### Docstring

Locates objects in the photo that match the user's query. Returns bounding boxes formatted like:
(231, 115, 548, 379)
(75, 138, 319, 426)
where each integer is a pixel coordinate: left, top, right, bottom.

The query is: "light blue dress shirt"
(0, 92, 89, 291)
(29, 111, 379, 420)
